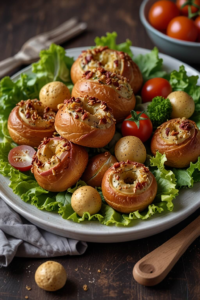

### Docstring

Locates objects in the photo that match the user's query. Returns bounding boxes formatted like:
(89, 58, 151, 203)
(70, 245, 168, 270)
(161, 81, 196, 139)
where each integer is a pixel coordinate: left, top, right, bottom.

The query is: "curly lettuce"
(0, 39, 200, 227)
(149, 152, 179, 210)
(32, 44, 74, 87)
(133, 47, 167, 82)
(94, 32, 133, 58)
(172, 158, 200, 189)
(169, 65, 200, 112)
(0, 141, 183, 226)
(0, 44, 74, 138)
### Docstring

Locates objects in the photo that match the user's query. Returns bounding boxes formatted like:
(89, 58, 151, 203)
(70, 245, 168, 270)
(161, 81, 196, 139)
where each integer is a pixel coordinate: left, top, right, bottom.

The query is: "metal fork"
(0, 18, 87, 78)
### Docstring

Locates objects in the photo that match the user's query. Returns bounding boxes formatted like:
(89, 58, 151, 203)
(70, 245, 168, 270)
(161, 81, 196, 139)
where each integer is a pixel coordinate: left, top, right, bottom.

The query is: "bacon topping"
(82, 112, 89, 120)
(85, 55, 92, 63)
(179, 120, 192, 131)
(114, 60, 119, 67)
(165, 127, 170, 136)
(113, 162, 120, 169)
(84, 71, 94, 79)
(171, 131, 179, 136)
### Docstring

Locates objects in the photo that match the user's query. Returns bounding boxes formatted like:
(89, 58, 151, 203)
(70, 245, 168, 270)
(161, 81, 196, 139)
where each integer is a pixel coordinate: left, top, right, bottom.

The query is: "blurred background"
(0, 0, 154, 62)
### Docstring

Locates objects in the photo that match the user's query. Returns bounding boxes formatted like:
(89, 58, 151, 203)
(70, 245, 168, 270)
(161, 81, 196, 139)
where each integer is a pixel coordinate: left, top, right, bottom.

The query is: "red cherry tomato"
(8, 145, 36, 172)
(141, 78, 172, 103)
(195, 16, 200, 42)
(176, 0, 200, 16)
(121, 111, 153, 142)
(148, 0, 180, 31)
(167, 16, 198, 41)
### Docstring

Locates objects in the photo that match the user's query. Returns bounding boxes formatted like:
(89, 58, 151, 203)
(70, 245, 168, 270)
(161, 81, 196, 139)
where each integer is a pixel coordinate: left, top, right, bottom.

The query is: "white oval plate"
(0, 46, 200, 243)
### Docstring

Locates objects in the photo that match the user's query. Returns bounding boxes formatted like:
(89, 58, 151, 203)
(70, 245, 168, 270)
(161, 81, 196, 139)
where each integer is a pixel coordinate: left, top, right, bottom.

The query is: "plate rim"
(1, 45, 199, 243)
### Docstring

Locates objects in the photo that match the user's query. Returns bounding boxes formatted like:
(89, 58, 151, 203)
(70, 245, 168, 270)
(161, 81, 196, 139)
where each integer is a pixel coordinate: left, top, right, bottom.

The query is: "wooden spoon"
(133, 216, 200, 286)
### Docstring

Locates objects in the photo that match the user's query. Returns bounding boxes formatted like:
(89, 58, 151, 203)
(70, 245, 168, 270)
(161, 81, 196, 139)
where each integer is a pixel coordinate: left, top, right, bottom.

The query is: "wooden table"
(0, 0, 199, 299)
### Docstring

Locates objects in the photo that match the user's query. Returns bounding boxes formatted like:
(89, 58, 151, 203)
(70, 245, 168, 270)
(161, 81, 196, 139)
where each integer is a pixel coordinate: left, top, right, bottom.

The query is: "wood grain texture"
(0, 0, 199, 299)
(133, 216, 200, 286)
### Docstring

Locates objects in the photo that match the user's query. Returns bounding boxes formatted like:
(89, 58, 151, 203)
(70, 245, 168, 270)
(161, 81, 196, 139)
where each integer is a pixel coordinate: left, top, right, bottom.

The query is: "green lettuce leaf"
(67, 180, 87, 193)
(94, 32, 133, 58)
(187, 157, 200, 183)
(57, 152, 179, 225)
(172, 157, 200, 188)
(0, 44, 74, 138)
(32, 44, 74, 87)
(150, 152, 179, 210)
(133, 47, 167, 82)
(172, 169, 193, 188)
(169, 65, 200, 111)
(0, 141, 181, 226)
(1, 42, 199, 227)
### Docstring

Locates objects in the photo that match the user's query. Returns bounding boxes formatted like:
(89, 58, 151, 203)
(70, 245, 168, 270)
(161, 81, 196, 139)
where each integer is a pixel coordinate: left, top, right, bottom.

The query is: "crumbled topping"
(32, 138, 71, 173)
(82, 67, 133, 99)
(171, 131, 179, 136)
(179, 120, 192, 131)
(79, 46, 132, 74)
(18, 99, 55, 128)
(165, 127, 170, 136)
(161, 118, 194, 144)
(62, 96, 115, 129)
(113, 162, 120, 169)
(111, 162, 151, 195)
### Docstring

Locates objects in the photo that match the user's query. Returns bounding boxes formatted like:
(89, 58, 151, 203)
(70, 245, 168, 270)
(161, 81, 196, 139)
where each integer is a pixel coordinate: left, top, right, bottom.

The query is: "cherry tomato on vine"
(148, 0, 180, 31)
(121, 111, 153, 142)
(8, 145, 36, 172)
(195, 16, 200, 41)
(141, 78, 172, 103)
(167, 16, 198, 41)
(176, 0, 200, 16)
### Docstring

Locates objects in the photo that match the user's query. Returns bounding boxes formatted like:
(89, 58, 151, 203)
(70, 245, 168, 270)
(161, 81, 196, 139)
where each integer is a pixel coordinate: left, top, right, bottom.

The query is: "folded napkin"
(0, 199, 87, 267)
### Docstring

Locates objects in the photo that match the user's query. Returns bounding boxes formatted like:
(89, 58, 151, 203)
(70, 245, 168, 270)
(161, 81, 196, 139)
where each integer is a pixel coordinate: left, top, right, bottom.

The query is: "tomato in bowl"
(140, 0, 200, 63)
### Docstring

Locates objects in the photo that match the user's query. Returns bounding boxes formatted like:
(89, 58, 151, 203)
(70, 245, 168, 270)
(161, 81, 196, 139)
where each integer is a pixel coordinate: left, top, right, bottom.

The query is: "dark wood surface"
(0, 0, 199, 299)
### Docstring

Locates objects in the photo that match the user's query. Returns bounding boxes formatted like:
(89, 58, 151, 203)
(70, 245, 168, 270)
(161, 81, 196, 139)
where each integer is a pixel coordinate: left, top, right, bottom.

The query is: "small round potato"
(39, 81, 71, 111)
(35, 261, 67, 291)
(167, 91, 195, 119)
(115, 136, 146, 163)
(71, 186, 102, 217)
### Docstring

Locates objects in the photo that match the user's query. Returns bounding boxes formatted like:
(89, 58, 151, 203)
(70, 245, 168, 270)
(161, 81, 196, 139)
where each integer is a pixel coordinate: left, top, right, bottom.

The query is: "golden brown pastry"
(82, 151, 117, 187)
(102, 161, 157, 213)
(72, 68, 136, 123)
(71, 46, 143, 94)
(151, 118, 200, 168)
(55, 96, 116, 148)
(32, 137, 88, 192)
(8, 99, 56, 147)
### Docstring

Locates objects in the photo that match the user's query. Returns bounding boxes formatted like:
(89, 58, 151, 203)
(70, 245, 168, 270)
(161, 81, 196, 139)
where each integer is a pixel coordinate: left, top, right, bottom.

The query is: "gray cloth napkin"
(0, 199, 87, 267)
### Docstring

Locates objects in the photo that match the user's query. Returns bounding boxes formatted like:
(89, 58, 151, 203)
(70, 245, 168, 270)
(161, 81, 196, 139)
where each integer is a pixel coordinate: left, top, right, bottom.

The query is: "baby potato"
(71, 186, 102, 217)
(39, 81, 71, 111)
(35, 261, 67, 291)
(167, 91, 195, 119)
(115, 136, 146, 163)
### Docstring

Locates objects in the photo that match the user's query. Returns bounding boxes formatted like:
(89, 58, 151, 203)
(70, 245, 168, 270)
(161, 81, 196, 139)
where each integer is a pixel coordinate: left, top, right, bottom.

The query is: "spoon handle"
(133, 215, 200, 286)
